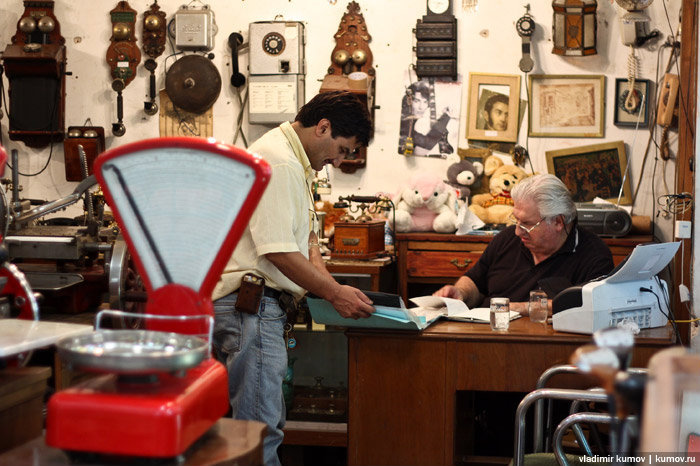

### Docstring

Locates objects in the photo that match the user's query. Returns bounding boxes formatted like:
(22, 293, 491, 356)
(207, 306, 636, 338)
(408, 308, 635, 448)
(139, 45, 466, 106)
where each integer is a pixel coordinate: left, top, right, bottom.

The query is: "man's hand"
(510, 301, 529, 316)
(433, 285, 465, 300)
(329, 285, 374, 319)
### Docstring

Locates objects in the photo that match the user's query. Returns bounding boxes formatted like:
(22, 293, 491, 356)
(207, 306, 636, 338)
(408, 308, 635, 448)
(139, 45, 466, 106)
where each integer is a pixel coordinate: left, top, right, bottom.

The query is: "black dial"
(262, 32, 285, 55)
(516, 15, 535, 37)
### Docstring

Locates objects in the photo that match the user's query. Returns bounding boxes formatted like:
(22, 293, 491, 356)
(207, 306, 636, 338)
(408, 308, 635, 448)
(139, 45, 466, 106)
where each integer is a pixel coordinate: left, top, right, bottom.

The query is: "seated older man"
(434, 174, 614, 315)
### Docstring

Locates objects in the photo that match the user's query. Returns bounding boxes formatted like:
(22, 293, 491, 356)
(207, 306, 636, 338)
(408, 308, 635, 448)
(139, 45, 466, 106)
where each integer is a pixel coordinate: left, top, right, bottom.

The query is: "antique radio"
(332, 220, 385, 259)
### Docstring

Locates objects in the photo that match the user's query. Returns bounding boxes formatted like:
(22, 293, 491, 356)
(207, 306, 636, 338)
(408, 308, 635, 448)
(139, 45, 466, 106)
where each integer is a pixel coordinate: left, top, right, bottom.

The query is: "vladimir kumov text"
(579, 455, 698, 464)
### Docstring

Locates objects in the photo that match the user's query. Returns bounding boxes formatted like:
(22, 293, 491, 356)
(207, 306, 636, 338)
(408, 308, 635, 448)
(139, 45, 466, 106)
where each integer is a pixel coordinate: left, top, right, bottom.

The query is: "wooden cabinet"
(396, 233, 653, 303)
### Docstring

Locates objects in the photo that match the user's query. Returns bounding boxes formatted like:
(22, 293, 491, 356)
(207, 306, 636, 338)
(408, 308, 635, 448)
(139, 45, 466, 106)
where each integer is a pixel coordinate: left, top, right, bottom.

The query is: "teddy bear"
(469, 155, 530, 225)
(393, 173, 457, 233)
(444, 154, 484, 203)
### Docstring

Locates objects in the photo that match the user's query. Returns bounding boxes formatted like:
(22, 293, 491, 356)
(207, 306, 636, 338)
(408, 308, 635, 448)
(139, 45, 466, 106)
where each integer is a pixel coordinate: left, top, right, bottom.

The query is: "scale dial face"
(262, 32, 286, 55)
(427, 0, 450, 15)
(516, 15, 535, 37)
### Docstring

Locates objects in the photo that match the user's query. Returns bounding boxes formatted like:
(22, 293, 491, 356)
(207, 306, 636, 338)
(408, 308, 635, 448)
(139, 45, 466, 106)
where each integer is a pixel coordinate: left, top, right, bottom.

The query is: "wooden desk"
(396, 233, 653, 303)
(346, 318, 674, 466)
(0, 418, 266, 466)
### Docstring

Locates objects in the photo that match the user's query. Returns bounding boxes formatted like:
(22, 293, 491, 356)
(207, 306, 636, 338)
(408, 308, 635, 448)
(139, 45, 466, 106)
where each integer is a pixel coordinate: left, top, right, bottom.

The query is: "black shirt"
(465, 225, 614, 307)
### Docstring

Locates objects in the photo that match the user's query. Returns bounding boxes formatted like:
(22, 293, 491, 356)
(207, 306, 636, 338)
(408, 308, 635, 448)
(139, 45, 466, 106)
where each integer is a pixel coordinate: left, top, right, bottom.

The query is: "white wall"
(0, 0, 682, 237)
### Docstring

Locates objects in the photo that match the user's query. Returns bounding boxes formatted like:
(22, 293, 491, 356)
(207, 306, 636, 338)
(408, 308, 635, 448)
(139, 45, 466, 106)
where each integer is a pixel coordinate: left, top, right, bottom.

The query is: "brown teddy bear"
(469, 155, 530, 224)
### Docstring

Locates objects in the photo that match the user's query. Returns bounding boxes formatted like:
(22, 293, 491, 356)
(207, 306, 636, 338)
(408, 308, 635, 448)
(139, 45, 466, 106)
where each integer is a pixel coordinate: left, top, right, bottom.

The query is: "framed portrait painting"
(614, 78, 652, 127)
(546, 141, 632, 205)
(529, 75, 605, 138)
(466, 73, 520, 143)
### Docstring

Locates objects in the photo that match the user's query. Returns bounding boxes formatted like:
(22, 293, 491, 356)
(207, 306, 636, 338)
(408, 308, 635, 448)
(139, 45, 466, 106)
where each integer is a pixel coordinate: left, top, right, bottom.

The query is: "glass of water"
(529, 290, 549, 324)
(490, 297, 510, 331)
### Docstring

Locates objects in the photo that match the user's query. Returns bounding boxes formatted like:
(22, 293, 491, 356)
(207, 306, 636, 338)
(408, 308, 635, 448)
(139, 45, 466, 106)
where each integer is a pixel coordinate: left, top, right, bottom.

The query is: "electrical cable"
(640, 281, 681, 345)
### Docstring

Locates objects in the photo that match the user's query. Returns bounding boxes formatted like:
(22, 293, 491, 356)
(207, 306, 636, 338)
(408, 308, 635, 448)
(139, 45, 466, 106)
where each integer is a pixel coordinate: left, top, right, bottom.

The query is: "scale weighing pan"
(46, 137, 271, 458)
(56, 329, 208, 375)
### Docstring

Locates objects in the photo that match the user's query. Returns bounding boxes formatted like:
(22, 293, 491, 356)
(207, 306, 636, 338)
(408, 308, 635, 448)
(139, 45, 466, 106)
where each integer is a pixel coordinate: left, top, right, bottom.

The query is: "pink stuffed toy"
(393, 173, 457, 233)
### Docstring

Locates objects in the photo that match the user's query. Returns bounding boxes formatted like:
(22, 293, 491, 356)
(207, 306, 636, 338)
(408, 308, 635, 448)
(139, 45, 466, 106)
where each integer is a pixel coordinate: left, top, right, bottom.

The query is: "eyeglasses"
(508, 213, 545, 234)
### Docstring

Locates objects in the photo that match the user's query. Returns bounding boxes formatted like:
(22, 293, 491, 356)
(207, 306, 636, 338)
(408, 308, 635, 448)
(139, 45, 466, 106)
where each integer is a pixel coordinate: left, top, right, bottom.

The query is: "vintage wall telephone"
(516, 6, 536, 73)
(141, 1, 167, 115)
(614, 0, 658, 47)
(106, 1, 141, 137)
(320, 1, 376, 174)
(248, 20, 306, 124)
(163, 2, 221, 115)
(2, 0, 67, 148)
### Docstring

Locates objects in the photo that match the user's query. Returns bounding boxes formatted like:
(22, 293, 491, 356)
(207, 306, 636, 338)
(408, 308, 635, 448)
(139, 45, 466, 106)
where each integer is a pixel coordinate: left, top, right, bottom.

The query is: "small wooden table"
(346, 318, 674, 466)
(0, 418, 266, 466)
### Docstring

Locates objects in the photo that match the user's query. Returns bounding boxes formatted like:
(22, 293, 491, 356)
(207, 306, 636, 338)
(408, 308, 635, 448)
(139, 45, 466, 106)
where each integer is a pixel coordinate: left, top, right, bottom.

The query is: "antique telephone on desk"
(331, 195, 392, 260)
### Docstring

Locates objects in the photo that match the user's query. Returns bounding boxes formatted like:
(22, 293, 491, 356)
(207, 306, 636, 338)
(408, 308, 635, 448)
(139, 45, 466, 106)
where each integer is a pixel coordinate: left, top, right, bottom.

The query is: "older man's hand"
(433, 285, 465, 301)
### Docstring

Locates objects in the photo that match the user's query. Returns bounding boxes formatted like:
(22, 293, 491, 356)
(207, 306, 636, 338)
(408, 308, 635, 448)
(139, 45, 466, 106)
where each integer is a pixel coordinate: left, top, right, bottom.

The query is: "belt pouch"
(235, 273, 264, 314)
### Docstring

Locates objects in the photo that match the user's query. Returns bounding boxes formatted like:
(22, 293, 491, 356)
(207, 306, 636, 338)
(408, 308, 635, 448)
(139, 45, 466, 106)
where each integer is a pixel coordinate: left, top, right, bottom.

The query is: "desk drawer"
(407, 250, 479, 277)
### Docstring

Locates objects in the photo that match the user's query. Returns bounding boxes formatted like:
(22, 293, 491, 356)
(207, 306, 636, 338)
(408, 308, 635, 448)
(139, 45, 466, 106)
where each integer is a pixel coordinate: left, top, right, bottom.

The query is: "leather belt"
(263, 287, 282, 300)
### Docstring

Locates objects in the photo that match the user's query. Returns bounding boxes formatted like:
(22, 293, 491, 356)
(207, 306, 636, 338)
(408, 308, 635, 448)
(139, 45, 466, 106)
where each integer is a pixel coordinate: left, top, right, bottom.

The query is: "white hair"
(511, 174, 577, 224)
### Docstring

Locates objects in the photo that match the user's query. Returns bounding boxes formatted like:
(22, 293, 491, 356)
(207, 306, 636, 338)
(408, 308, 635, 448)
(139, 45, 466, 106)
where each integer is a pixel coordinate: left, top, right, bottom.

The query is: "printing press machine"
(0, 150, 142, 317)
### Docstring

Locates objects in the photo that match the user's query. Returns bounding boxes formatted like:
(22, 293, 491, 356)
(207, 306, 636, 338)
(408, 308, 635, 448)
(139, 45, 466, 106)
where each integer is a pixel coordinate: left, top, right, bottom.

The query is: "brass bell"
(82, 129, 99, 138)
(332, 49, 350, 65)
(112, 23, 131, 40)
(67, 128, 82, 138)
(144, 14, 161, 31)
(18, 17, 36, 33)
(37, 16, 55, 33)
(351, 49, 367, 66)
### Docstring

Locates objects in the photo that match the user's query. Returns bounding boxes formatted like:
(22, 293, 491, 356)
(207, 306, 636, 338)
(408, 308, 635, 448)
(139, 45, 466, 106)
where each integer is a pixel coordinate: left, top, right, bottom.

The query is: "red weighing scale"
(45, 137, 270, 458)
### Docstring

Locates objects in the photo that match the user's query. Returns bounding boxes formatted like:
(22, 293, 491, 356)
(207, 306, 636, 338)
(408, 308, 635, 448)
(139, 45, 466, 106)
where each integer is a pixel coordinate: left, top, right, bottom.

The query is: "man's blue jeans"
(213, 293, 287, 466)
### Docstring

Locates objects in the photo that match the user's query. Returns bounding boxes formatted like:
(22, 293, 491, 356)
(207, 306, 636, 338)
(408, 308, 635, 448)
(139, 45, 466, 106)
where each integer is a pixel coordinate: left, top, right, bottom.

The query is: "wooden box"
(0, 366, 51, 452)
(332, 221, 385, 260)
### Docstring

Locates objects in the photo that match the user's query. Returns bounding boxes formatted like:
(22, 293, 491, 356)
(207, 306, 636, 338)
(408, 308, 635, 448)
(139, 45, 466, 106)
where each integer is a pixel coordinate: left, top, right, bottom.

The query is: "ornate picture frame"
(466, 73, 520, 143)
(545, 141, 632, 205)
(529, 74, 605, 138)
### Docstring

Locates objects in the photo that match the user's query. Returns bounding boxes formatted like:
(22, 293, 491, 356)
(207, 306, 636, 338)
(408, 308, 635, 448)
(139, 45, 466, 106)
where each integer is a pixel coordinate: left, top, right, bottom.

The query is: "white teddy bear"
(392, 173, 457, 233)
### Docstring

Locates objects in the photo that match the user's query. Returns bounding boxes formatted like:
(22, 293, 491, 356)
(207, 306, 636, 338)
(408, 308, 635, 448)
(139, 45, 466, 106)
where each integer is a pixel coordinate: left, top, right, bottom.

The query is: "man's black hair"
(484, 93, 509, 113)
(295, 90, 371, 146)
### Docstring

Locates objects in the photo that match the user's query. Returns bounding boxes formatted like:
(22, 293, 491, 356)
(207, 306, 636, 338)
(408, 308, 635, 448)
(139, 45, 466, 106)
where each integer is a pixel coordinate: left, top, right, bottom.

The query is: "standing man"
(212, 91, 375, 466)
(434, 174, 613, 314)
(480, 93, 509, 131)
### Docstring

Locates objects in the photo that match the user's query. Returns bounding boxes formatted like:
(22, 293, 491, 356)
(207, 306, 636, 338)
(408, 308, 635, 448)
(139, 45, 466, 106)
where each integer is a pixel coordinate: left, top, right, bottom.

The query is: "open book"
(307, 292, 521, 331)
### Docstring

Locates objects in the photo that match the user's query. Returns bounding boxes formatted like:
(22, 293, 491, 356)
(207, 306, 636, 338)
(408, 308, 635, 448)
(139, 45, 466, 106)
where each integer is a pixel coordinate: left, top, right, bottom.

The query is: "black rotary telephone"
(516, 6, 535, 73)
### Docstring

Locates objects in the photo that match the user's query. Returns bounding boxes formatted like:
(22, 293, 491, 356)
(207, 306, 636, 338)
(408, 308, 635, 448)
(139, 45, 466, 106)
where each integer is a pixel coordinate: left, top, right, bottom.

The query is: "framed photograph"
(529, 75, 605, 138)
(467, 73, 520, 143)
(614, 78, 652, 127)
(545, 141, 632, 205)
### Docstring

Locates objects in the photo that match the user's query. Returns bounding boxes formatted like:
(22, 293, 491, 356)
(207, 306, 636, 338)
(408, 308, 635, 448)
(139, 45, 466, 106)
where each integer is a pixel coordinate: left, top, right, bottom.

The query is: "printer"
(552, 242, 680, 334)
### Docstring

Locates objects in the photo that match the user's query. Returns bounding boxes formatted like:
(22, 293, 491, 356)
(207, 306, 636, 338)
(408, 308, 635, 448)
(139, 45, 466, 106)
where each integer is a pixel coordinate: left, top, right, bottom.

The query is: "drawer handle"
(450, 258, 472, 269)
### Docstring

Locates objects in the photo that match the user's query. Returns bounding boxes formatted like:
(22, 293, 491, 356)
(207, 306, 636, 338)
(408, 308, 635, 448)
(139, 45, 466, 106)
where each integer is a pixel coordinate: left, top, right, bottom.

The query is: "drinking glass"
(529, 290, 549, 323)
(490, 297, 510, 331)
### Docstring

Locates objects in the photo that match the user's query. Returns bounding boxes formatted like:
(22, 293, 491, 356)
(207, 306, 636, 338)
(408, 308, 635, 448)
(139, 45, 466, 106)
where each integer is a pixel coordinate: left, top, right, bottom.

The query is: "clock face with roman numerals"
(427, 0, 451, 15)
